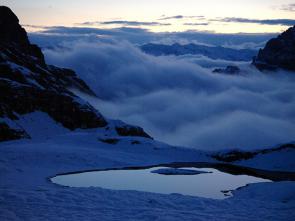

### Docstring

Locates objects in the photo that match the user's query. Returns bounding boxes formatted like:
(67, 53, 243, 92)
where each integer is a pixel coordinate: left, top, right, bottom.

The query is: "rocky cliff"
(253, 25, 295, 71)
(0, 6, 108, 141)
(0, 6, 152, 142)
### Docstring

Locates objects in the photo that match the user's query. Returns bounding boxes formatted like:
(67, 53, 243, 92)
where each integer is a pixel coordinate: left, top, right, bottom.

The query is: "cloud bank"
(213, 17, 295, 26)
(184, 22, 209, 26)
(43, 40, 295, 151)
(158, 15, 205, 20)
(78, 20, 171, 26)
(280, 3, 295, 12)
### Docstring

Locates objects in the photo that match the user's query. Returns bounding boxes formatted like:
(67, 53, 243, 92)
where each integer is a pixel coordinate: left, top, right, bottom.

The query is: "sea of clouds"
(37, 30, 295, 151)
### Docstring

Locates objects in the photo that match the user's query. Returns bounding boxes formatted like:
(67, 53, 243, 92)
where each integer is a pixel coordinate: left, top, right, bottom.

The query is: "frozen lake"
(51, 166, 271, 199)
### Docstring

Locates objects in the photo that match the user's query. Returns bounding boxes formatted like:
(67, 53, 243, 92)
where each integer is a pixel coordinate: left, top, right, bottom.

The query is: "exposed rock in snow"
(0, 121, 29, 142)
(116, 125, 153, 139)
(253, 25, 295, 71)
(212, 143, 295, 162)
(212, 65, 241, 75)
(99, 138, 120, 144)
(151, 168, 210, 175)
(212, 143, 295, 172)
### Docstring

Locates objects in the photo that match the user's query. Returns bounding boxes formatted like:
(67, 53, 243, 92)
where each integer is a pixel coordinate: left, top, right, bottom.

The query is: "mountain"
(212, 65, 241, 75)
(140, 43, 257, 61)
(253, 25, 295, 71)
(0, 6, 150, 141)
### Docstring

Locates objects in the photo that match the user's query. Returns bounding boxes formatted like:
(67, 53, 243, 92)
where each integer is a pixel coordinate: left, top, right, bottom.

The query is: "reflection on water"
(51, 167, 271, 199)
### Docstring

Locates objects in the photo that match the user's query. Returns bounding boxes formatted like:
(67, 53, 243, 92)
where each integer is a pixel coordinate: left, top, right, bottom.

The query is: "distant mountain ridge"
(140, 43, 257, 61)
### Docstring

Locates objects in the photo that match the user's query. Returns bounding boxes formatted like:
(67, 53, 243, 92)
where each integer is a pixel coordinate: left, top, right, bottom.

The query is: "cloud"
(159, 15, 205, 20)
(222, 41, 267, 50)
(23, 24, 49, 29)
(184, 22, 209, 26)
(212, 17, 295, 26)
(43, 40, 295, 151)
(280, 3, 295, 12)
(158, 15, 184, 20)
(169, 54, 248, 68)
(78, 20, 171, 26)
(29, 26, 158, 46)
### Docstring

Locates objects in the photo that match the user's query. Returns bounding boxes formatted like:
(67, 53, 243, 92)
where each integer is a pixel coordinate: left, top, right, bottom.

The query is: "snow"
(1, 117, 23, 131)
(233, 181, 295, 203)
(15, 111, 69, 140)
(235, 147, 295, 172)
(0, 111, 295, 220)
(7, 61, 45, 89)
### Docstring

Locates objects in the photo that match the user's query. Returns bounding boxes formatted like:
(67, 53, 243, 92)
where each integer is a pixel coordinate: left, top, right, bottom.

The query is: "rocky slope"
(0, 6, 150, 141)
(212, 143, 295, 163)
(253, 25, 295, 71)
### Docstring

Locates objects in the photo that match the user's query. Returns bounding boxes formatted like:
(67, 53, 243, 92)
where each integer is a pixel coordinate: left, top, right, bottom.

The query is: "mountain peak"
(0, 5, 45, 66)
(253, 25, 295, 71)
(0, 6, 19, 21)
(0, 6, 29, 45)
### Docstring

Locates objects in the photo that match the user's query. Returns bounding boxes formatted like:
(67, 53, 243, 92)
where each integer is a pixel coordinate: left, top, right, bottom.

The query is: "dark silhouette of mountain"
(213, 66, 241, 75)
(253, 25, 295, 71)
(141, 43, 257, 61)
(0, 6, 150, 141)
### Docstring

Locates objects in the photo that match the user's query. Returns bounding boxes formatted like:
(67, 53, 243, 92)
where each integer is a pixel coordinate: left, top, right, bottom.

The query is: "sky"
(2, 0, 295, 33)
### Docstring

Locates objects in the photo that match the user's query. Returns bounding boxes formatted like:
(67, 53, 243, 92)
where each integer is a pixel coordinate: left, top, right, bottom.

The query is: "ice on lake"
(51, 167, 271, 199)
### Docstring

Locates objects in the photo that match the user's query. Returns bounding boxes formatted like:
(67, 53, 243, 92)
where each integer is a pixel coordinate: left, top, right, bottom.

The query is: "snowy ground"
(1, 112, 295, 220)
(236, 148, 295, 172)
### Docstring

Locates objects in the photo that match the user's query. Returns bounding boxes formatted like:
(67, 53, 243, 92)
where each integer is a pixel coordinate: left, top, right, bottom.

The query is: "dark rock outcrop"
(115, 125, 153, 139)
(0, 122, 30, 142)
(0, 6, 107, 141)
(99, 138, 120, 144)
(212, 143, 295, 163)
(253, 25, 295, 71)
(213, 65, 241, 75)
(0, 6, 45, 66)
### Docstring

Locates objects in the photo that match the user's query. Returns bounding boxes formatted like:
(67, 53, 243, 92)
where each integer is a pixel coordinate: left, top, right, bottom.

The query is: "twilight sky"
(2, 0, 295, 33)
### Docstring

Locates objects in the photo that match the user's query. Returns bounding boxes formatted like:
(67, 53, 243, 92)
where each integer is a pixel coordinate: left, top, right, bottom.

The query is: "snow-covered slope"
(0, 127, 295, 221)
(1, 111, 294, 220)
(212, 143, 295, 172)
(236, 147, 295, 172)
